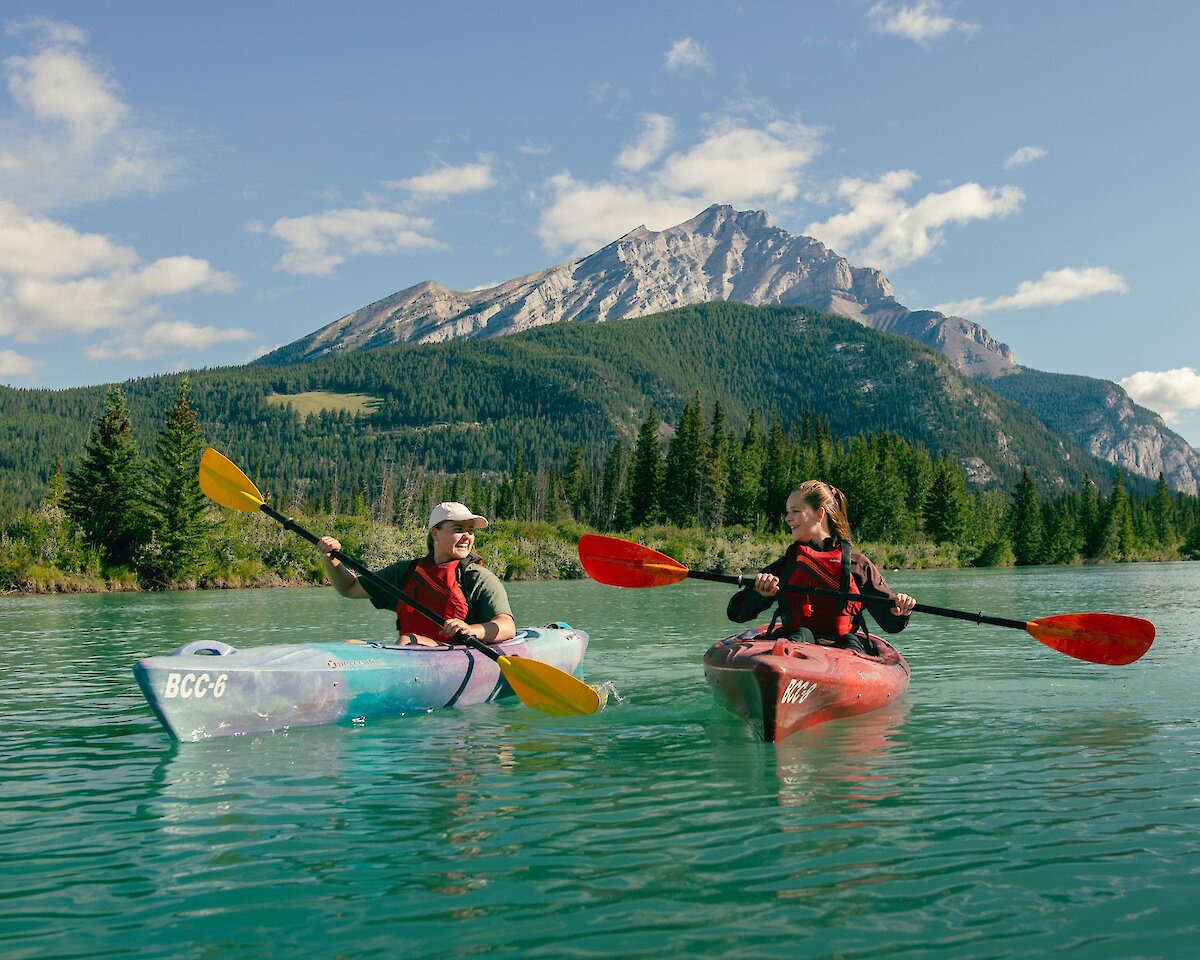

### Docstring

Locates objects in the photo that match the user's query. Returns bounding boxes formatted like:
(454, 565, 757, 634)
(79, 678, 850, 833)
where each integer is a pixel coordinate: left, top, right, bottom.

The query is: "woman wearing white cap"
(316, 502, 515, 647)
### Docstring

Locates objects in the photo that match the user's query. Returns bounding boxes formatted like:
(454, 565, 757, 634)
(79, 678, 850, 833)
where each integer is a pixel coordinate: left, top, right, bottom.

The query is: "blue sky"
(1, 2, 1198, 444)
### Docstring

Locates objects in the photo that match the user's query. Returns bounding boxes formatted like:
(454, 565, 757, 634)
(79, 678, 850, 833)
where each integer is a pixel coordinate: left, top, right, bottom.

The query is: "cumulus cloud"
(538, 117, 820, 255)
(805, 171, 1023, 270)
(616, 114, 674, 171)
(933, 266, 1128, 317)
(6, 40, 126, 150)
(253, 208, 446, 276)
(666, 38, 713, 72)
(1119, 367, 1200, 425)
(867, 2, 979, 43)
(0, 199, 136, 279)
(1005, 145, 1047, 168)
(387, 158, 498, 198)
(87, 319, 253, 362)
(0, 19, 178, 208)
(0, 346, 38, 379)
(0, 203, 236, 344)
(537, 173, 703, 255)
(661, 121, 818, 203)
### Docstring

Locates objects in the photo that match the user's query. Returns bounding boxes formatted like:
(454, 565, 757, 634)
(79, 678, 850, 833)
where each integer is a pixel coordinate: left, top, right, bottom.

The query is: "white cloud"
(3, 256, 236, 339)
(805, 171, 1023, 269)
(659, 120, 818, 204)
(6, 18, 88, 46)
(6, 44, 126, 150)
(0, 203, 236, 342)
(1119, 367, 1200, 425)
(1005, 146, 1047, 168)
(87, 319, 253, 361)
(0, 347, 38, 379)
(665, 38, 712, 73)
(867, 2, 978, 44)
(537, 173, 701, 255)
(616, 114, 674, 171)
(0, 199, 136, 279)
(255, 208, 446, 276)
(933, 266, 1128, 316)
(538, 118, 819, 255)
(387, 158, 498, 198)
(0, 20, 178, 209)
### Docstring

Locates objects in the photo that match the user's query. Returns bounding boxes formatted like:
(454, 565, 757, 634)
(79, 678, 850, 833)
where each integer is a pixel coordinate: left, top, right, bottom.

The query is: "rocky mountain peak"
(263, 203, 1008, 373)
(255, 205, 1200, 493)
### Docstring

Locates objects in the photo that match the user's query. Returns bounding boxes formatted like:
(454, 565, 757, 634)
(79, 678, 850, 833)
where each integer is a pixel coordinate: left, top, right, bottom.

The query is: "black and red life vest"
(394, 553, 478, 640)
(774, 539, 863, 641)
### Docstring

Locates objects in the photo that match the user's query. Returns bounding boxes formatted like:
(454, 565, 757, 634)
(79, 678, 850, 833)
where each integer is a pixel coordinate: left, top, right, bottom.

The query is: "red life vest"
(777, 539, 862, 641)
(394, 555, 474, 641)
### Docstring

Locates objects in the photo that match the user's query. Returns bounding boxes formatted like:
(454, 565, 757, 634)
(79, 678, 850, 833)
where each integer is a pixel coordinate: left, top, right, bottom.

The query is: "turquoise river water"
(2, 562, 1198, 959)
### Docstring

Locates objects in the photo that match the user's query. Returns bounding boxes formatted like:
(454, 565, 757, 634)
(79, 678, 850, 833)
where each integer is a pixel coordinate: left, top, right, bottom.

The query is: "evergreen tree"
(726, 410, 764, 528)
(600, 439, 630, 530)
(1182, 520, 1200, 559)
(1042, 498, 1082, 564)
(65, 387, 146, 567)
(628, 411, 662, 526)
(1010, 468, 1044, 565)
(924, 454, 968, 544)
(661, 396, 705, 526)
(142, 379, 211, 585)
(1096, 470, 1132, 560)
(558, 445, 586, 522)
(762, 413, 792, 529)
(699, 401, 728, 531)
(1152, 473, 1177, 545)
(1078, 474, 1101, 558)
(44, 457, 67, 510)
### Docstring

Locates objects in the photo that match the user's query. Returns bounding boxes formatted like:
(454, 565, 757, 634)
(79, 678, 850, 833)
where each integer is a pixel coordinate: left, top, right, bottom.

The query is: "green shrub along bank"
(3, 379, 1199, 596)
(2, 507, 979, 596)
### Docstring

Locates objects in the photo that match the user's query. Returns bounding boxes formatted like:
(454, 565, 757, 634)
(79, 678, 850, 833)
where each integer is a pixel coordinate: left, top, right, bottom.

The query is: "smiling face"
(430, 521, 477, 563)
(784, 491, 831, 544)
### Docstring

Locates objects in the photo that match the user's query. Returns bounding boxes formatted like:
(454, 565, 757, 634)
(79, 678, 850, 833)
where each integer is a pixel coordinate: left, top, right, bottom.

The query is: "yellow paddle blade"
(496, 655, 603, 716)
(198, 447, 267, 513)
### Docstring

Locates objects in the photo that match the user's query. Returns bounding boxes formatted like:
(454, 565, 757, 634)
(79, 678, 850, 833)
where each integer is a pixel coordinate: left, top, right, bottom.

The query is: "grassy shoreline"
(2, 512, 1019, 596)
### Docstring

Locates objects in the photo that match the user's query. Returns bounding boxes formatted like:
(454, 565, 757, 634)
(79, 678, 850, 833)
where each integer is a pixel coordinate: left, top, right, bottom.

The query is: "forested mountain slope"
(0, 304, 1135, 513)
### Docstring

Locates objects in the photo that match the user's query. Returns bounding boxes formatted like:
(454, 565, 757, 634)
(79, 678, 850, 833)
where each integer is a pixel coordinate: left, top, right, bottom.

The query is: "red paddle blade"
(1026, 613, 1155, 666)
(577, 534, 689, 588)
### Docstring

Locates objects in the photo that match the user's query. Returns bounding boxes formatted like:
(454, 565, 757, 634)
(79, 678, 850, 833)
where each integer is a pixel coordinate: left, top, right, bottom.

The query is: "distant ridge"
(258, 205, 1200, 495)
(258, 204, 1016, 378)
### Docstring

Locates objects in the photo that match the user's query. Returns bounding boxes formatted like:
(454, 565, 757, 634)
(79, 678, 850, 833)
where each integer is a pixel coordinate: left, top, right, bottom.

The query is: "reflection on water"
(2, 565, 1199, 959)
(772, 698, 913, 810)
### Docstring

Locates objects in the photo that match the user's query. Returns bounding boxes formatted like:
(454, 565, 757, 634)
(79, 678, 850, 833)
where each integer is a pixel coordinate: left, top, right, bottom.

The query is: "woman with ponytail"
(727, 481, 916, 654)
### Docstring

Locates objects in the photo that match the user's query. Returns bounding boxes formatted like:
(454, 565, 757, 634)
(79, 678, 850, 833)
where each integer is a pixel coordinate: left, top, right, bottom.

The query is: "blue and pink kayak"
(133, 623, 589, 740)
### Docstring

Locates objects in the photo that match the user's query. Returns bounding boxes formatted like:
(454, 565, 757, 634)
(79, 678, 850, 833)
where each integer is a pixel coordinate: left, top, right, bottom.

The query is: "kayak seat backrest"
(170, 640, 238, 657)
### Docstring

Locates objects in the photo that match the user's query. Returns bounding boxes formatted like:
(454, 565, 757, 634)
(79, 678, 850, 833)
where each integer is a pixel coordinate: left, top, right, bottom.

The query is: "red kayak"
(703, 625, 910, 742)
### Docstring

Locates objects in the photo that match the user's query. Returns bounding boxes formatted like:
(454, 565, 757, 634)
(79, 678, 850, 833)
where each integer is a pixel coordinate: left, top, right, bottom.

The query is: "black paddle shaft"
(258, 504, 504, 662)
(687, 568, 1028, 631)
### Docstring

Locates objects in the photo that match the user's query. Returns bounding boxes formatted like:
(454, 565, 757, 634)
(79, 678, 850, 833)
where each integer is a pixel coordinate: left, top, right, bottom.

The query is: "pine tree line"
(4, 384, 1200, 593)
(4, 382, 212, 589)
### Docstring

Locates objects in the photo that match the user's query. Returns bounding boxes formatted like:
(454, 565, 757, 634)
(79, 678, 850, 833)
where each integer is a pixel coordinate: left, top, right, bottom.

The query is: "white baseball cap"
(428, 501, 489, 530)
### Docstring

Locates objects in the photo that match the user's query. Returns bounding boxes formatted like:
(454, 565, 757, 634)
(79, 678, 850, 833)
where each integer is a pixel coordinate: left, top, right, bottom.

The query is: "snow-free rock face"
(260, 204, 1200, 493)
(260, 205, 1016, 377)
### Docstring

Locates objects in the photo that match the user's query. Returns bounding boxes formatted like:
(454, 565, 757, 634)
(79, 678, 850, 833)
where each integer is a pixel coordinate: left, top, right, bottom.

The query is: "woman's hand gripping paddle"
(577, 534, 1155, 666)
(199, 448, 602, 715)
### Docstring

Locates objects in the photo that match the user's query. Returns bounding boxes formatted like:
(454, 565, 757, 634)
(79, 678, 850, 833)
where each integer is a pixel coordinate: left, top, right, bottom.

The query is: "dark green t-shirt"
(362, 558, 513, 624)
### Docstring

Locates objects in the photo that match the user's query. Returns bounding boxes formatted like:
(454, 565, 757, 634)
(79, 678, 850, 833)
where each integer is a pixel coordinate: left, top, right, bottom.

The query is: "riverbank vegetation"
(3, 384, 1198, 594)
